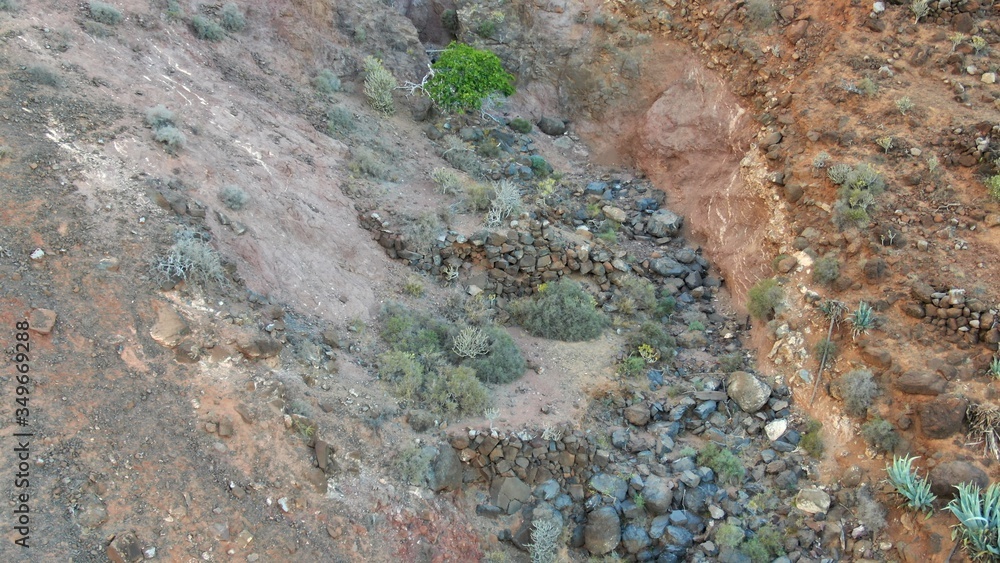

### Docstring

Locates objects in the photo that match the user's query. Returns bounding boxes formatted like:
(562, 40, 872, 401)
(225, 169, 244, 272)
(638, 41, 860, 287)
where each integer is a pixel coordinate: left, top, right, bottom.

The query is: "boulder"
(726, 371, 772, 413)
(895, 371, 947, 395)
(624, 404, 650, 426)
(918, 395, 968, 439)
(150, 302, 188, 348)
(584, 506, 621, 555)
(491, 476, 531, 513)
(649, 257, 687, 277)
(645, 209, 684, 238)
(795, 487, 831, 514)
(929, 461, 988, 498)
(641, 475, 675, 514)
(537, 116, 567, 136)
(621, 524, 651, 554)
(589, 473, 628, 502)
(428, 446, 463, 492)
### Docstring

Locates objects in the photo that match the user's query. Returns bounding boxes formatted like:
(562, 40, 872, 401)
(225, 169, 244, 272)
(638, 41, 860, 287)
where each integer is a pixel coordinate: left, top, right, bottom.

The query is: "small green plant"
(529, 155, 552, 178)
(971, 35, 989, 56)
(876, 135, 894, 153)
(910, 0, 929, 23)
(849, 302, 876, 339)
(145, 105, 175, 129)
(626, 321, 676, 360)
(349, 146, 390, 180)
(862, 417, 900, 453)
(800, 419, 824, 458)
(812, 255, 840, 286)
(747, 278, 784, 320)
(856, 77, 879, 97)
(596, 222, 618, 244)
(152, 231, 226, 289)
(426, 42, 515, 112)
(510, 279, 608, 341)
(88, 1, 123, 25)
(896, 96, 915, 115)
(528, 517, 561, 563)
(292, 418, 316, 439)
(989, 357, 1000, 379)
(945, 482, 1000, 562)
(950, 32, 967, 52)
(24, 66, 61, 87)
(986, 175, 1000, 201)
(165, 0, 183, 20)
(452, 326, 489, 358)
(655, 295, 676, 318)
(687, 320, 705, 332)
(618, 355, 646, 378)
(836, 369, 878, 417)
(632, 492, 645, 511)
(431, 167, 463, 195)
(927, 156, 940, 173)
(509, 117, 532, 134)
(637, 343, 660, 364)
(363, 56, 397, 116)
(218, 185, 248, 211)
(697, 443, 746, 485)
(715, 523, 745, 549)
(395, 445, 435, 486)
(741, 525, 785, 562)
(191, 14, 224, 41)
(313, 69, 341, 93)
(0, 0, 17, 12)
(402, 275, 424, 297)
(219, 2, 246, 32)
(812, 151, 831, 169)
(718, 352, 744, 373)
(887, 454, 936, 514)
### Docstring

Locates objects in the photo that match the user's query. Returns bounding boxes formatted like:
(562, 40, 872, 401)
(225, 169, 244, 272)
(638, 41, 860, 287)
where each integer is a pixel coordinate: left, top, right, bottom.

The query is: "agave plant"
(886, 454, 936, 514)
(850, 302, 876, 340)
(945, 482, 1000, 562)
(989, 357, 1000, 379)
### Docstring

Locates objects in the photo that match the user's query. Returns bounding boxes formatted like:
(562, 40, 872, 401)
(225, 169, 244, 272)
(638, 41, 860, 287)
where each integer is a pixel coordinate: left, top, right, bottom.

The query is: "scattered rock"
(624, 404, 650, 426)
(28, 308, 57, 335)
(645, 209, 684, 238)
(491, 476, 531, 514)
(641, 475, 674, 514)
(76, 493, 108, 529)
(150, 302, 188, 348)
(428, 446, 463, 492)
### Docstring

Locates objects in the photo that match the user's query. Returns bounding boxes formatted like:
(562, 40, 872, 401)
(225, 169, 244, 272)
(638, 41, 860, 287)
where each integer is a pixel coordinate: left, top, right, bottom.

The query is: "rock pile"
(903, 281, 998, 347)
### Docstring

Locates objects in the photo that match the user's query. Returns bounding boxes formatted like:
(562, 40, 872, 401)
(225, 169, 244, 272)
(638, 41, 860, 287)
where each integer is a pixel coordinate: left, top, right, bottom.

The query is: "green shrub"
(363, 56, 397, 116)
(626, 321, 675, 360)
(718, 352, 744, 373)
(511, 279, 608, 341)
(747, 278, 783, 320)
(218, 185, 248, 211)
(697, 443, 746, 485)
(529, 155, 552, 177)
(88, 1, 123, 25)
(655, 295, 676, 318)
(153, 231, 226, 288)
(145, 104, 175, 129)
(813, 255, 840, 286)
(153, 126, 186, 153)
(849, 302, 876, 339)
(464, 181, 492, 212)
(945, 482, 1000, 562)
(813, 338, 837, 363)
(191, 15, 224, 41)
(431, 167, 463, 195)
(378, 351, 489, 416)
(887, 454, 936, 514)
(800, 419, 824, 458)
(395, 445, 435, 485)
(862, 418, 900, 453)
(462, 325, 525, 384)
(618, 355, 646, 378)
(836, 369, 878, 417)
(741, 525, 785, 563)
(426, 42, 515, 112)
(509, 117, 532, 134)
(715, 523, 745, 549)
(619, 275, 657, 311)
(219, 2, 245, 32)
(314, 69, 341, 94)
(985, 175, 1000, 201)
(0, 0, 17, 12)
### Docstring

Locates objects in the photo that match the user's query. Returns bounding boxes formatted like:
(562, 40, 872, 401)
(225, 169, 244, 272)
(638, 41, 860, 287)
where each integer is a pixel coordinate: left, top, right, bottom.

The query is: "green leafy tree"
(426, 42, 515, 112)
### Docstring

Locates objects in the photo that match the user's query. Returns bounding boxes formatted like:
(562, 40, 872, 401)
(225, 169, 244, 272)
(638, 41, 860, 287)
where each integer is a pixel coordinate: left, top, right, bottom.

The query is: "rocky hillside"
(2, 0, 1000, 562)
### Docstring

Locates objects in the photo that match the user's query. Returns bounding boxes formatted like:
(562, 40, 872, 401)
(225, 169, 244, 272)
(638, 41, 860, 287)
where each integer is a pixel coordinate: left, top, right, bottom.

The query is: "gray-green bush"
(88, 1, 123, 25)
(153, 126, 186, 153)
(862, 418, 900, 452)
(836, 369, 878, 417)
(511, 279, 608, 341)
(747, 278, 783, 320)
(218, 185, 248, 211)
(192, 15, 224, 41)
(314, 69, 341, 94)
(145, 105, 175, 129)
(219, 2, 245, 32)
(813, 255, 840, 286)
(153, 231, 226, 288)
